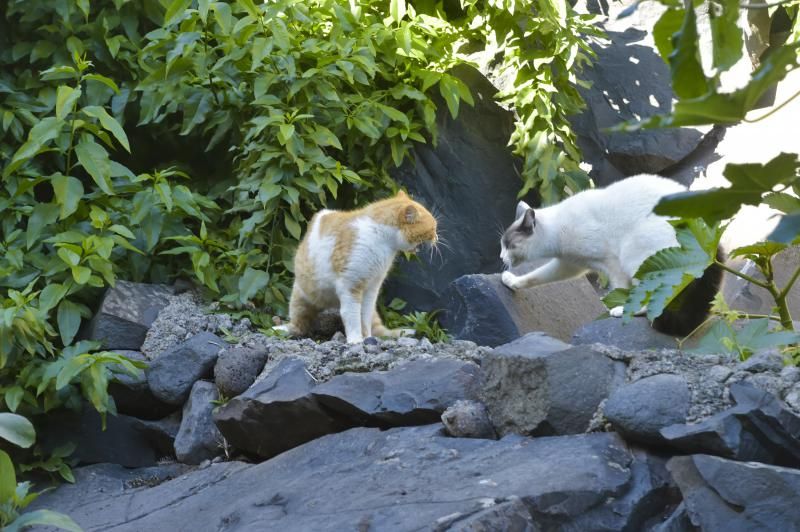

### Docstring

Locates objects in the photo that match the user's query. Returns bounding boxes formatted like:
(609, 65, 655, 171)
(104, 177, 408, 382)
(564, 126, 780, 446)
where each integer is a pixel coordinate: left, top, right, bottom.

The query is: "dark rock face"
(482, 333, 626, 436)
(441, 400, 497, 439)
(108, 350, 175, 420)
(383, 65, 527, 311)
(146, 332, 226, 405)
(668, 454, 800, 531)
(660, 383, 800, 467)
(82, 281, 173, 350)
(605, 374, 691, 445)
(214, 346, 270, 398)
(174, 381, 223, 465)
(32, 426, 668, 532)
(439, 273, 606, 346)
(572, 317, 680, 351)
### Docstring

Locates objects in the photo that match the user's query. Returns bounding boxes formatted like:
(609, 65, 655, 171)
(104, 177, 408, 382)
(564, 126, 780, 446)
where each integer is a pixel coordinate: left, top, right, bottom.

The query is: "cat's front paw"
(502, 271, 521, 291)
(609, 306, 624, 318)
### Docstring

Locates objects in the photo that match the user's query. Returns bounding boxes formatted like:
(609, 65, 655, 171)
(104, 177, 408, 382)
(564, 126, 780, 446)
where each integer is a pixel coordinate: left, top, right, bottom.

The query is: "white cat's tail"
(652, 247, 725, 336)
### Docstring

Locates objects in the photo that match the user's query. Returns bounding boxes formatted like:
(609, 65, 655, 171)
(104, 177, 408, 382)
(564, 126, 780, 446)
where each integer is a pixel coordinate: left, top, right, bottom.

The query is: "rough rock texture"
(383, 65, 529, 311)
(214, 346, 270, 398)
(441, 400, 497, 439)
(668, 454, 800, 531)
(573, 317, 681, 351)
(174, 381, 223, 465)
(604, 374, 690, 445)
(723, 247, 800, 319)
(146, 332, 226, 405)
(32, 426, 678, 532)
(108, 350, 176, 420)
(482, 333, 626, 436)
(659, 383, 800, 467)
(439, 273, 606, 346)
(83, 281, 173, 350)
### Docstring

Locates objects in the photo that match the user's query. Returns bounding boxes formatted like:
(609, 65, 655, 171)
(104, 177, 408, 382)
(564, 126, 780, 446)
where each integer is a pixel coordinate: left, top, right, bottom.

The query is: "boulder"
(383, 65, 529, 311)
(31, 426, 677, 531)
(175, 381, 223, 465)
(439, 273, 606, 347)
(108, 350, 176, 420)
(481, 333, 626, 436)
(147, 332, 226, 405)
(131, 413, 181, 458)
(604, 374, 690, 445)
(660, 383, 800, 467)
(214, 346, 270, 398)
(722, 246, 800, 320)
(312, 359, 481, 426)
(214, 358, 350, 459)
(82, 281, 173, 350)
(441, 400, 497, 439)
(573, 317, 680, 351)
(667, 454, 800, 531)
(652, 503, 696, 532)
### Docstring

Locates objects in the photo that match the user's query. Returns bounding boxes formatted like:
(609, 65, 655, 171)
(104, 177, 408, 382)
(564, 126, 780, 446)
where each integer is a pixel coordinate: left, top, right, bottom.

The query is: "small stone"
(781, 366, 800, 384)
(397, 336, 419, 348)
(785, 384, 800, 411)
(363, 336, 379, 346)
(708, 365, 733, 382)
(736, 350, 784, 373)
(214, 347, 270, 398)
(331, 331, 346, 343)
(441, 400, 496, 439)
(418, 338, 433, 351)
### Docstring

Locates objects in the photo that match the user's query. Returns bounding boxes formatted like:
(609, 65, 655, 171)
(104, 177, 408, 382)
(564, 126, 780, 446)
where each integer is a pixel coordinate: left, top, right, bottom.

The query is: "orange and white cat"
(278, 191, 438, 344)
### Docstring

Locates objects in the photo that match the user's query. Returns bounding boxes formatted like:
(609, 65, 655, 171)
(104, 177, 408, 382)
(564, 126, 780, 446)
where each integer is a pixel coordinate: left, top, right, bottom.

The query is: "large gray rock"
(605, 374, 690, 445)
(214, 358, 350, 459)
(482, 333, 626, 436)
(31, 426, 678, 531)
(313, 359, 480, 426)
(573, 317, 681, 350)
(174, 381, 223, 465)
(668, 454, 800, 531)
(147, 332, 226, 405)
(383, 65, 530, 311)
(214, 346, 270, 398)
(439, 273, 606, 346)
(108, 350, 175, 420)
(83, 281, 173, 350)
(660, 383, 800, 467)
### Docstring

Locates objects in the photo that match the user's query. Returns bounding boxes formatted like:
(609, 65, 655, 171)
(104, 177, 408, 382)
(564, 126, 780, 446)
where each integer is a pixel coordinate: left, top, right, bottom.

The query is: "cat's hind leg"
(281, 287, 320, 337)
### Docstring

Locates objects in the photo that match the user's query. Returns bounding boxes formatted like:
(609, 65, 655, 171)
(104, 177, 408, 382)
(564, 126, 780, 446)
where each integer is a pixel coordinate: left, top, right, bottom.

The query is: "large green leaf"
(57, 300, 83, 346)
(4, 509, 83, 532)
(3, 117, 63, 177)
(668, 4, 709, 99)
(55, 86, 82, 120)
(26, 203, 60, 249)
(709, 0, 743, 72)
(624, 219, 721, 321)
(0, 413, 36, 448)
(0, 449, 15, 503)
(652, 8, 683, 62)
(52, 174, 85, 219)
(238, 267, 269, 302)
(75, 137, 114, 194)
(82, 106, 130, 152)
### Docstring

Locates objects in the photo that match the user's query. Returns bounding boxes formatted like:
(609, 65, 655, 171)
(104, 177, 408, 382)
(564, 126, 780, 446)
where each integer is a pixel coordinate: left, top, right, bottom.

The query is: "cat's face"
(392, 192, 438, 252)
(500, 201, 535, 267)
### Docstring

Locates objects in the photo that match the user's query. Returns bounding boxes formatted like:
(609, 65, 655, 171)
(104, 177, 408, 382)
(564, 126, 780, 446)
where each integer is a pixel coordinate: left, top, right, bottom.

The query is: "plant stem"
(715, 260, 771, 290)
(778, 262, 800, 301)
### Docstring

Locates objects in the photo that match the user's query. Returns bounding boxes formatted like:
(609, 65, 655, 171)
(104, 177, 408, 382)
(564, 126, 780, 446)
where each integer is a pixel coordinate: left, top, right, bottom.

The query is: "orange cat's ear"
(396, 190, 408, 199)
(401, 204, 417, 224)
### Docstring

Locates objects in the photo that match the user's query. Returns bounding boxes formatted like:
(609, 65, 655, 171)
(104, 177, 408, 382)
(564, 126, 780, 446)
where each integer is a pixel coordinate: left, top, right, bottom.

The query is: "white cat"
(499, 174, 722, 335)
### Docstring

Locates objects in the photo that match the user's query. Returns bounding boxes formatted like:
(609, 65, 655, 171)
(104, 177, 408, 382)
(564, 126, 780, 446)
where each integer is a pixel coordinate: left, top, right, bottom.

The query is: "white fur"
(501, 175, 685, 299)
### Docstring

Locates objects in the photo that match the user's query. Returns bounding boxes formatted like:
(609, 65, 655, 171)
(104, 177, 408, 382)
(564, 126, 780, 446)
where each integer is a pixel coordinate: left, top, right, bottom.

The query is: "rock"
(214, 358, 350, 459)
(82, 281, 173, 350)
(32, 426, 667, 531)
(722, 246, 800, 320)
(604, 374, 690, 445)
(175, 381, 223, 465)
(439, 273, 606, 346)
(441, 400, 497, 439)
(108, 350, 176, 420)
(482, 333, 626, 436)
(736, 349, 784, 373)
(667, 454, 800, 531)
(131, 413, 181, 458)
(660, 383, 800, 467)
(573, 317, 680, 350)
(37, 405, 173, 467)
(781, 365, 800, 385)
(313, 359, 480, 426)
(652, 503, 697, 532)
(147, 332, 226, 405)
(214, 347, 270, 398)
(383, 65, 528, 311)
(785, 383, 800, 411)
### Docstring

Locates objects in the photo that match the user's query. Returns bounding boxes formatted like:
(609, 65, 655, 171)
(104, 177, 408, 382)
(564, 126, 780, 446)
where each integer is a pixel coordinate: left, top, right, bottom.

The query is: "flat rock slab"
(83, 281, 173, 350)
(32, 427, 656, 531)
(573, 317, 681, 350)
(439, 273, 606, 346)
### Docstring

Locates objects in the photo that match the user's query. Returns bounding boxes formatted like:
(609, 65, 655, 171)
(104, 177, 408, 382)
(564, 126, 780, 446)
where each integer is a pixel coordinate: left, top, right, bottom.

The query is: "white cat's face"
(500, 201, 535, 268)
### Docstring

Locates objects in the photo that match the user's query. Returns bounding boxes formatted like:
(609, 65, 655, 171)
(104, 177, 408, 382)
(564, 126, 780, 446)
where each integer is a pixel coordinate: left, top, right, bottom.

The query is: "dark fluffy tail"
(652, 247, 725, 336)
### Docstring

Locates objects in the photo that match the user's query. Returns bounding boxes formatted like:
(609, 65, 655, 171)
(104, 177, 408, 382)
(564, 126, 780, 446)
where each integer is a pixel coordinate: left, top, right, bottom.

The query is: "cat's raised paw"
(609, 306, 624, 318)
(502, 271, 521, 291)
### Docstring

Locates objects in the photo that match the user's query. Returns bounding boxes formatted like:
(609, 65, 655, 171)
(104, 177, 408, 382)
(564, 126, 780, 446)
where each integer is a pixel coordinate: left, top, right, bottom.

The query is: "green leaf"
(277, 124, 295, 145)
(730, 241, 788, 259)
(82, 106, 130, 152)
(238, 0, 261, 18)
(4, 387, 24, 412)
(3, 509, 83, 532)
(238, 267, 270, 301)
(76, 0, 90, 18)
(57, 300, 83, 345)
(26, 203, 60, 249)
(39, 283, 69, 314)
(165, 0, 192, 25)
(56, 356, 92, 390)
(52, 174, 84, 219)
(75, 137, 114, 194)
(71, 265, 92, 284)
(0, 449, 15, 503)
(390, 0, 407, 22)
(83, 73, 120, 94)
(602, 288, 630, 309)
(56, 86, 82, 120)
(284, 213, 302, 239)
(109, 224, 135, 239)
(439, 75, 460, 119)
(709, 0, 743, 72)
(764, 192, 800, 214)
(0, 413, 36, 448)
(668, 4, 709, 99)
(57, 247, 81, 267)
(3, 117, 63, 177)
(653, 8, 684, 65)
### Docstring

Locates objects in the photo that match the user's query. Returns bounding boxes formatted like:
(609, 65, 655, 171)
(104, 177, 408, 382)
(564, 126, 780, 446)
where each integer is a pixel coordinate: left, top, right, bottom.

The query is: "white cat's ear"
(402, 204, 418, 224)
(515, 201, 532, 220)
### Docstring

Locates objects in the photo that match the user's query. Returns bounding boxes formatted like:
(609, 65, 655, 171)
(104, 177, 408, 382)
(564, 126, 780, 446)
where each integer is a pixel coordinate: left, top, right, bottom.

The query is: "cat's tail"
(652, 247, 725, 337)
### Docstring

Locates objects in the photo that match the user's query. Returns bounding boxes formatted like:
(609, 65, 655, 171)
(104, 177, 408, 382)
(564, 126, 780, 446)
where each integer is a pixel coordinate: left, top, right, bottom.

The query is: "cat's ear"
(515, 201, 532, 220)
(396, 190, 408, 199)
(520, 208, 535, 232)
(401, 204, 418, 224)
